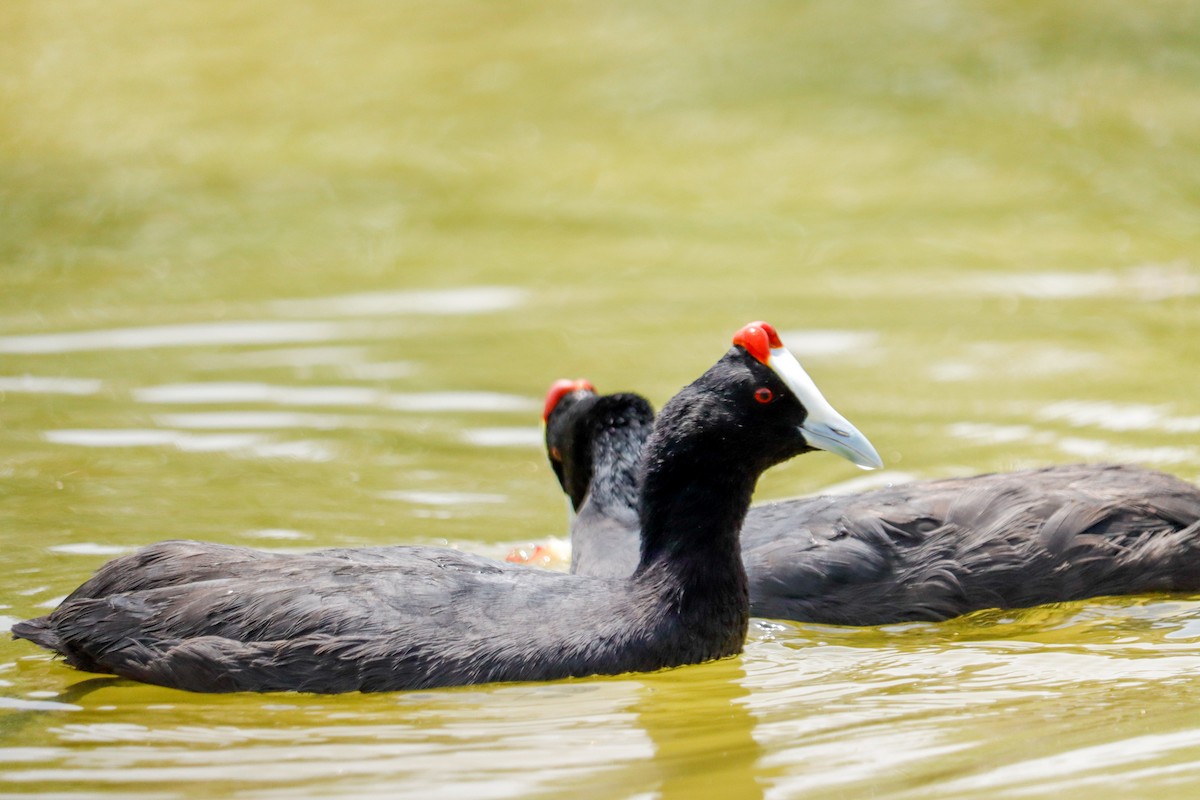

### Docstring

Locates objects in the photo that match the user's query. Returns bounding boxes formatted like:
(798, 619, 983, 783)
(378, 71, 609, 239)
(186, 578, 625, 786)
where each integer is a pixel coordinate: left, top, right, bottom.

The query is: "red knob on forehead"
(732, 321, 780, 364)
(542, 378, 596, 422)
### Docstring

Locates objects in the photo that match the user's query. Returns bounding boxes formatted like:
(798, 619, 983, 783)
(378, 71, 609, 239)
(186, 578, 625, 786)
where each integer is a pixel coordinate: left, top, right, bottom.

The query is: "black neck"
(636, 455, 756, 573)
(584, 402, 651, 524)
(633, 428, 755, 636)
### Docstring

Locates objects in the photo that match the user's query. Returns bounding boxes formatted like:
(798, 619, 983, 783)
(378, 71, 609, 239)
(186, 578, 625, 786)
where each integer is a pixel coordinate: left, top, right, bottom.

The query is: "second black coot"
(543, 376, 1200, 625)
(13, 321, 880, 693)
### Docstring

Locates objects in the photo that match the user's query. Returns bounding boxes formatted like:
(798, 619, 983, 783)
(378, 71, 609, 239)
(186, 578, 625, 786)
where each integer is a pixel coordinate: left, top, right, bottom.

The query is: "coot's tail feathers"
(10, 539, 281, 668)
(60, 632, 443, 694)
(933, 468, 1200, 607)
(11, 617, 63, 654)
(15, 594, 240, 687)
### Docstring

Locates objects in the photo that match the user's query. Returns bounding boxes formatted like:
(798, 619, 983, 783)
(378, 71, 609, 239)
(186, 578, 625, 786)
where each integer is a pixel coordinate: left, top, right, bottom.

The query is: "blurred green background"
(2, 0, 1198, 548)
(5, 1, 1197, 319)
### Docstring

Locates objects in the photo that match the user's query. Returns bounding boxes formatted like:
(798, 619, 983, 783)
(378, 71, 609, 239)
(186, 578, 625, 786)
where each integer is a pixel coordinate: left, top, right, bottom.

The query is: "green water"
(2, 1, 1199, 797)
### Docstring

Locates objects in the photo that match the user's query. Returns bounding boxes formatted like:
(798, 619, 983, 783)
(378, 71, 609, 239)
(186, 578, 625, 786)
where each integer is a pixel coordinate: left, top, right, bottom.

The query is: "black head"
(647, 321, 882, 479)
(544, 379, 655, 511)
(544, 379, 598, 507)
(544, 380, 600, 508)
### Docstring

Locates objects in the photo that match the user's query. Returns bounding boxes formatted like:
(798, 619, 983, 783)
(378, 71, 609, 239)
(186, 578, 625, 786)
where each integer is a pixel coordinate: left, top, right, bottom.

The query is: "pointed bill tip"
(799, 418, 884, 470)
(759, 342, 882, 470)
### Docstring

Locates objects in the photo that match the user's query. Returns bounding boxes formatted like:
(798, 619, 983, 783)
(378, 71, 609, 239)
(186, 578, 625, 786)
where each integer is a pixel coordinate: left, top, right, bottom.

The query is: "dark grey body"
(13, 543, 716, 693)
(742, 465, 1200, 624)
(545, 392, 1200, 625)
(13, 345, 820, 693)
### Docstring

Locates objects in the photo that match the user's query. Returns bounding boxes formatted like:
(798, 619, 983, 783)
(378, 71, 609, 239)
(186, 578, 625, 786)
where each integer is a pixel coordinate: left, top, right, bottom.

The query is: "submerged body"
(14, 321, 879, 693)
(543, 387, 1200, 625)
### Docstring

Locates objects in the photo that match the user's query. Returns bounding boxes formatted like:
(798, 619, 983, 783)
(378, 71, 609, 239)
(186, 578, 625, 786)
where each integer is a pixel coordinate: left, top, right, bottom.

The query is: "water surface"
(2, 2, 1199, 798)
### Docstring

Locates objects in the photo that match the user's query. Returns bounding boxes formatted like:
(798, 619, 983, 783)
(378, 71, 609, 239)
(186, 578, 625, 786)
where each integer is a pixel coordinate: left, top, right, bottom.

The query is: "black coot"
(13, 321, 879, 693)
(543, 381, 1200, 625)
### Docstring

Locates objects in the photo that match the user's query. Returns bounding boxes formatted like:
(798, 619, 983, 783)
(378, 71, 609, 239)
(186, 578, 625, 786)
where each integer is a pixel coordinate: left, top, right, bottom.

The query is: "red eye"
(754, 387, 774, 404)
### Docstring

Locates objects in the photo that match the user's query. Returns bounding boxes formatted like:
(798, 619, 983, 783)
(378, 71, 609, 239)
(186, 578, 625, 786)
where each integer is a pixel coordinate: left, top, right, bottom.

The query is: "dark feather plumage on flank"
(13, 325, 875, 694)
(543, 387, 1200, 626)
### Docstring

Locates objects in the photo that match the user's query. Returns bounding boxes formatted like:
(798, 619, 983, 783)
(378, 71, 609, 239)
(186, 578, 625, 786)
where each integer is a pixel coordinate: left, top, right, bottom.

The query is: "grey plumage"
(742, 465, 1200, 624)
(543, 388, 1200, 625)
(14, 338, 860, 693)
(15, 546, 685, 692)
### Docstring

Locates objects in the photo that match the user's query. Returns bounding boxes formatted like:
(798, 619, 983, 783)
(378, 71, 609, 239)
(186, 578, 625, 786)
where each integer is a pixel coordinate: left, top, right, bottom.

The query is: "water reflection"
(0, 661, 765, 800)
(633, 661, 764, 800)
(738, 601, 1200, 798)
(2, 597, 1200, 798)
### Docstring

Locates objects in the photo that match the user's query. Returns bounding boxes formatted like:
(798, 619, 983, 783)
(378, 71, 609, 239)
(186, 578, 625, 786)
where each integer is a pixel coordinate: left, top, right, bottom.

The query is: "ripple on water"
(930, 728, 1200, 796)
(814, 470, 920, 496)
(379, 490, 507, 506)
(383, 393, 536, 413)
(268, 286, 526, 317)
(240, 529, 312, 541)
(1038, 400, 1200, 434)
(189, 345, 372, 369)
(133, 383, 381, 406)
(965, 263, 1200, 300)
(737, 607, 1200, 798)
(153, 412, 358, 430)
(42, 429, 337, 462)
(0, 747, 71, 763)
(1055, 437, 1200, 466)
(0, 697, 81, 712)
(0, 320, 359, 354)
(460, 427, 544, 448)
(6, 682, 651, 797)
(0, 286, 526, 355)
(0, 376, 104, 395)
(132, 383, 536, 413)
(47, 543, 132, 556)
(189, 347, 417, 380)
(947, 421, 1048, 446)
(946, 421, 1200, 465)
(928, 342, 1104, 382)
(775, 329, 879, 358)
